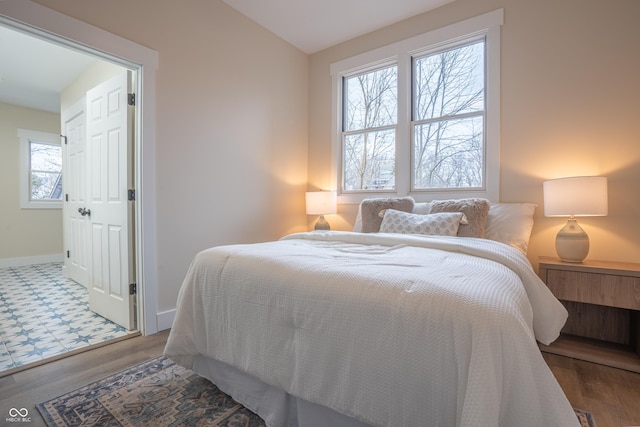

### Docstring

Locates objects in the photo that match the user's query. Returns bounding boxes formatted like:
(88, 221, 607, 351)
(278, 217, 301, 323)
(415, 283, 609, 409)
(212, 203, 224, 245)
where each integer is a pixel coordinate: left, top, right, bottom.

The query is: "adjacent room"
(0, 27, 140, 373)
(0, 0, 638, 426)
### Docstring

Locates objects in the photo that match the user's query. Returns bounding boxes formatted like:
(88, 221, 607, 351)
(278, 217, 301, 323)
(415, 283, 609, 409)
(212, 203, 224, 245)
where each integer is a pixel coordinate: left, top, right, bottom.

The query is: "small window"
(19, 129, 63, 209)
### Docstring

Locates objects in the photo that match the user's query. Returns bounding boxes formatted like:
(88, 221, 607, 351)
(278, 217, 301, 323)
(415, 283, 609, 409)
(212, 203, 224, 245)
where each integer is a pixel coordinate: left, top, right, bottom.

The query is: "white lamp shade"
(543, 176, 608, 217)
(305, 191, 337, 215)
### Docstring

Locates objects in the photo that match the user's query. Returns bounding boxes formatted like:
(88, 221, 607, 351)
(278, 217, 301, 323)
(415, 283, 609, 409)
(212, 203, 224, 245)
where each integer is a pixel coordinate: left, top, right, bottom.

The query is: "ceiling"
(222, 0, 453, 54)
(0, 0, 452, 113)
(0, 25, 98, 113)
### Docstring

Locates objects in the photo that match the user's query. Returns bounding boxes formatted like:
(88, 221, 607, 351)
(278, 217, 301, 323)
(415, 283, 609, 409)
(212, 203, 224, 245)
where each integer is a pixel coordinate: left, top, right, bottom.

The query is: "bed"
(164, 198, 580, 427)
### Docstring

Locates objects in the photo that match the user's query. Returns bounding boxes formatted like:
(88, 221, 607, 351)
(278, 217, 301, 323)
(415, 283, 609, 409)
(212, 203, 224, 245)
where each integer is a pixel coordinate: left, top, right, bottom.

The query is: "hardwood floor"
(0, 330, 638, 427)
(543, 351, 640, 427)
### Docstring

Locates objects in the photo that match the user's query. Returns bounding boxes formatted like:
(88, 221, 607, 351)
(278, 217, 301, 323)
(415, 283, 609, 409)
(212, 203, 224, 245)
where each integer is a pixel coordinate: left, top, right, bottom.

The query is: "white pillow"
(379, 209, 466, 236)
(485, 203, 537, 254)
(353, 207, 363, 232)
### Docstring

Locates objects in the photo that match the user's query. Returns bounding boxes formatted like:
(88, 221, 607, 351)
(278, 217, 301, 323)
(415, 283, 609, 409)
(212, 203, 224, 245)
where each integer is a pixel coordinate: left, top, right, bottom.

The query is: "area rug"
(574, 408, 598, 427)
(38, 356, 597, 426)
(37, 356, 265, 426)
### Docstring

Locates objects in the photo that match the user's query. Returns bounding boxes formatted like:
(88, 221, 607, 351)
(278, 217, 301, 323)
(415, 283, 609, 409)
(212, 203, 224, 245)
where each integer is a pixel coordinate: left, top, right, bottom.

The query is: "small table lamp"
(543, 176, 608, 263)
(305, 191, 337, 230)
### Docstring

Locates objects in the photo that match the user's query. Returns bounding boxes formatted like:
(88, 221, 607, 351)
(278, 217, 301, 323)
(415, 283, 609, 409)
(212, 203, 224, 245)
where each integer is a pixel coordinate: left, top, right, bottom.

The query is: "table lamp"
(305, 191, 337, 230)
(543, 176, 608, 262)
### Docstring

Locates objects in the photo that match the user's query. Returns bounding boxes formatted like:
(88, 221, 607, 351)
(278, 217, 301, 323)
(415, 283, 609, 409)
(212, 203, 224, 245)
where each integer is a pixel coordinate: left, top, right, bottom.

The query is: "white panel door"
(86, 71, 135, 330)
(63, 103, 89, 287)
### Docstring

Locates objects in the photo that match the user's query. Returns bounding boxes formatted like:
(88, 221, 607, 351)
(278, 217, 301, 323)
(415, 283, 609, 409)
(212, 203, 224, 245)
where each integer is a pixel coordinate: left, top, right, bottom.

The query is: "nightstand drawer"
(546, 270, 640, 310)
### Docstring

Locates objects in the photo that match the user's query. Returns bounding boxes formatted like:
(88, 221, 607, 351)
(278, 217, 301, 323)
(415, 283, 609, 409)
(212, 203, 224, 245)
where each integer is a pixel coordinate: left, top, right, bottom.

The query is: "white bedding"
(165, 231, 578, 427)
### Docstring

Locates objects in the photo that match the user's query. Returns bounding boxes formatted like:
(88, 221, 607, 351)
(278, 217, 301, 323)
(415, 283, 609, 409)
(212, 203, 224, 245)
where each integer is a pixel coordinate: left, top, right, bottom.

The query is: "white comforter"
(165, 231, 578, 427)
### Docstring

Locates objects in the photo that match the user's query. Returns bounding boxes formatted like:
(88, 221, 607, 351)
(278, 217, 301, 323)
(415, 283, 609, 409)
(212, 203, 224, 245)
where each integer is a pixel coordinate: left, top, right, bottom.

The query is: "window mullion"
(395, 52, 411, 196)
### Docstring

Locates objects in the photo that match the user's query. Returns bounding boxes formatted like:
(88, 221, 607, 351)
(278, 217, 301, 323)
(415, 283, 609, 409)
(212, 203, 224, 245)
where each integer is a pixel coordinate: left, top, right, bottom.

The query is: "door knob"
(78, 207, 91, 217)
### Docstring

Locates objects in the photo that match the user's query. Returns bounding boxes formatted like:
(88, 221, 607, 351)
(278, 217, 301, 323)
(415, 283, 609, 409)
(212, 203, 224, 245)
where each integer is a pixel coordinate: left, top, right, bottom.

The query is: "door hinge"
(129, 283, 137, 295)
(128, 93, 136, 106)
(65, 193, 69, 202)
(67, 250, 70, 258)
(128, 189, 136, 201)
(60, 134, 67, 144)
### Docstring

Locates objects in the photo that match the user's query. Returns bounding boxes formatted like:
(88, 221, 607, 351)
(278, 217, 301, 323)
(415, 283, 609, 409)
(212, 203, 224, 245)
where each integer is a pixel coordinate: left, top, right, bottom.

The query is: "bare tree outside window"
(342, 65, 397, 191)
(30, 142, 62, 200)
(413, 40, 485, 190)
(333, 12, 501, 201)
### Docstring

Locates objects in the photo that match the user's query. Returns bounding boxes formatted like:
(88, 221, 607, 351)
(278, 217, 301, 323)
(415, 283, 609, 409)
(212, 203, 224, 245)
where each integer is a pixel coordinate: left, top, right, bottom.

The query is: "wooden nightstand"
(538, 256, 640, 373)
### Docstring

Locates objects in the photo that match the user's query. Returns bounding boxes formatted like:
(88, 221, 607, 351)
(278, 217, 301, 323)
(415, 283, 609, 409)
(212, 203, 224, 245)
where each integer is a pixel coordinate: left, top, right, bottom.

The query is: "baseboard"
(156, 309, 176, 331)
(0, 253, 64, 268)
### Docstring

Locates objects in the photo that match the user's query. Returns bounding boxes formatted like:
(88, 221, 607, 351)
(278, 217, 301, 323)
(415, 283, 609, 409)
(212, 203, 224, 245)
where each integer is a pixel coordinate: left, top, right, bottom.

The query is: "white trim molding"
(156, 309, 176, 332)
(0, 253, 64, 268)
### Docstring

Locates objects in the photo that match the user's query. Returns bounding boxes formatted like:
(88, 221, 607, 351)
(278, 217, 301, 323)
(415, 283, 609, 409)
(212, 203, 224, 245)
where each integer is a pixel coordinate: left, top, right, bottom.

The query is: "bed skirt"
(193, 355, 374, 427)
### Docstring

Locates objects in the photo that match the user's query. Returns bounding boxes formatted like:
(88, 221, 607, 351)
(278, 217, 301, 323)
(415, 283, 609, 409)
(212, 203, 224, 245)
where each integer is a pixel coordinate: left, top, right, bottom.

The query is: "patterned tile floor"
(0, 263, 135, 373)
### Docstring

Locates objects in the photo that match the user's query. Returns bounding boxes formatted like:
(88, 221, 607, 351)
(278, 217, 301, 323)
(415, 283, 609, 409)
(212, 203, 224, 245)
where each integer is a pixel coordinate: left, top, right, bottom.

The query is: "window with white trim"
(18, 128, 63, 209)
(331, 10, 503, 203)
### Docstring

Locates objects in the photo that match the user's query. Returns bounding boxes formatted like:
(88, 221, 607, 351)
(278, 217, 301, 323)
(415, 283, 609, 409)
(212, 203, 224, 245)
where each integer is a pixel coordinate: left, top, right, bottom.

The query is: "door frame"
(0, 0, 160, 335)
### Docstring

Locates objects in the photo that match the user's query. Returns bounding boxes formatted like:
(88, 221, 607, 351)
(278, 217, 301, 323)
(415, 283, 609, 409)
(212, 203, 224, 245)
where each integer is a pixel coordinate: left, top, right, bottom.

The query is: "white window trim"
(331, 9, 503, 205)
(18, 128, 63, 209)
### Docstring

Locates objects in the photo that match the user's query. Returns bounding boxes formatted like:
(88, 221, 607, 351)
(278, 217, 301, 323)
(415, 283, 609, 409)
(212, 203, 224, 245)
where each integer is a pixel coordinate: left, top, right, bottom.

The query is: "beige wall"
(33, 0, 309, 312)
(61, 60, 124, 111)
(0, 102, 62, 260)
(308, 0, 640, 267)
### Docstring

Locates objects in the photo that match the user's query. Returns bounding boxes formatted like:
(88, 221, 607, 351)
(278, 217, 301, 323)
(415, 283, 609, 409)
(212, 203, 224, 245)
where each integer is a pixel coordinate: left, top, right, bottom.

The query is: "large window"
(19, 129, 63, 209)
(332, 10, 503, 203)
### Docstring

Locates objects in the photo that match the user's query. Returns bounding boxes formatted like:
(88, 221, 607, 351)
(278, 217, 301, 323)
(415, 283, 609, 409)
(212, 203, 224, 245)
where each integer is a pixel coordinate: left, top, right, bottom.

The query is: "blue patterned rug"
(37, 357, 265, 426)
(37, 356, 597, 426)
(575, 408, 598, 427)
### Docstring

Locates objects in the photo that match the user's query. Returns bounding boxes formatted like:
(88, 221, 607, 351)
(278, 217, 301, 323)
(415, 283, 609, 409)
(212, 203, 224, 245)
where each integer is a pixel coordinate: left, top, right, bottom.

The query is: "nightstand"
(538, 256, 640, 373)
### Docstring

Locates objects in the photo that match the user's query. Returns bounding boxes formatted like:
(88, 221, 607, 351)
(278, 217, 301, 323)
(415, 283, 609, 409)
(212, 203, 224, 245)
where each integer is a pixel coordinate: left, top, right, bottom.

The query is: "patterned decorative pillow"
(379, 209, 467, 236)
(430, 198, 490, 238)
(360, 197, 415, 233)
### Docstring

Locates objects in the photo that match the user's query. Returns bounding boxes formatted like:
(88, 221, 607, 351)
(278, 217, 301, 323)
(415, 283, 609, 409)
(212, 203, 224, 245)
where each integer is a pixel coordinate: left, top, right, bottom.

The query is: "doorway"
(0, 24, 137, 327)
(0, 1, 159, 372)
(0, 27, 137, 374)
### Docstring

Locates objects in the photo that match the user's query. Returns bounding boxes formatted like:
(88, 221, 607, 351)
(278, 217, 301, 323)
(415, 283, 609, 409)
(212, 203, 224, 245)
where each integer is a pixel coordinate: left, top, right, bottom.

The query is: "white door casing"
(62, 99, 89, 287)
(86, 71, 136, 330)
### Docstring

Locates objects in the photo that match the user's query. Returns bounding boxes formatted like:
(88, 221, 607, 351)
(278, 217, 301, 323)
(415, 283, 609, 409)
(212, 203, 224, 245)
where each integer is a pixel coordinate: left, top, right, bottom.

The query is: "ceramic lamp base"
(555, 218, 589, 263)
(314, 215, 330, 230)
